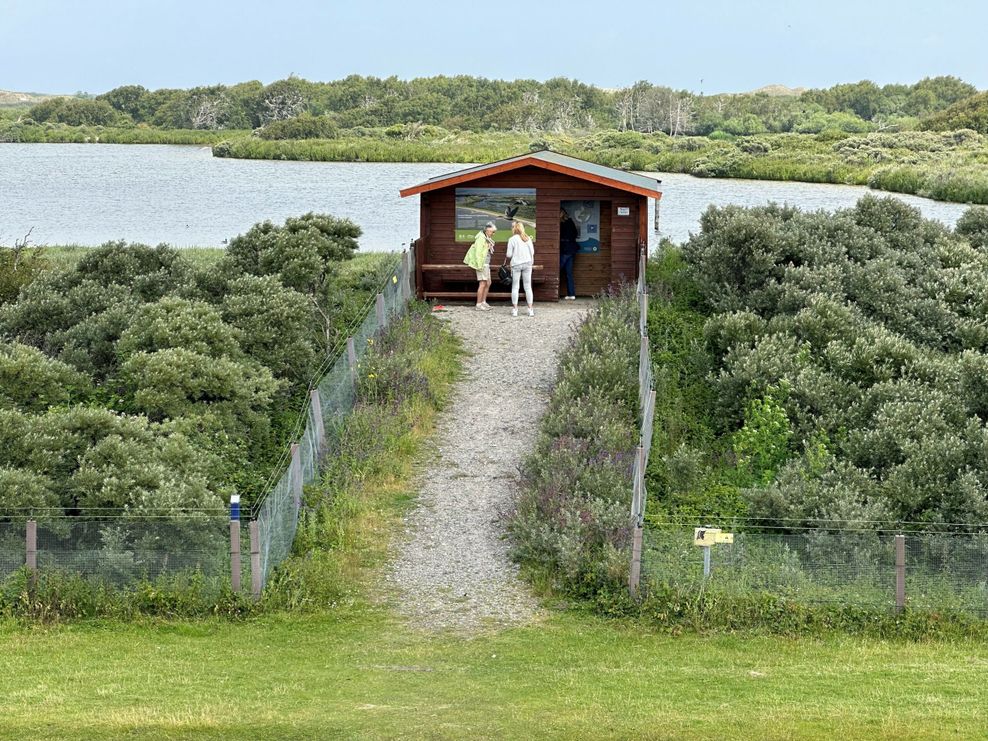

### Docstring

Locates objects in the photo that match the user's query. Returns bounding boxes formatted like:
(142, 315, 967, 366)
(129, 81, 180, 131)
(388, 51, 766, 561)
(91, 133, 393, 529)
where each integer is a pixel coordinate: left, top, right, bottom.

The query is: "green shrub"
(656, 197, 988, 525)
(0, 342, 91, 411)
(508, 288, 640, 598)
(257, 113, 339, 140)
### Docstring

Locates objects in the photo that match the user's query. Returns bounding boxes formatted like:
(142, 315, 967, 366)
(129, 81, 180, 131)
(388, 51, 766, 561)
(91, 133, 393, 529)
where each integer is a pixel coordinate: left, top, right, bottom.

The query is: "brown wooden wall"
(418, 165, 646, 301)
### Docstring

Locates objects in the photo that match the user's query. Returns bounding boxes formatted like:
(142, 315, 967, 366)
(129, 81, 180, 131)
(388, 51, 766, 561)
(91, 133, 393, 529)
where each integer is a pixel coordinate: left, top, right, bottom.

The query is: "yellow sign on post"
(694, 527, 734, 577)
(693, 527, 720, 546)
(693, 528, 734, 546)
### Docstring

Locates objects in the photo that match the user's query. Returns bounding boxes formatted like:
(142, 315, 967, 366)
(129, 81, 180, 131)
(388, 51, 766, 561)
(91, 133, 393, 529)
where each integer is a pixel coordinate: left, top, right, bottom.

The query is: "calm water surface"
(0, 144, 973, 250)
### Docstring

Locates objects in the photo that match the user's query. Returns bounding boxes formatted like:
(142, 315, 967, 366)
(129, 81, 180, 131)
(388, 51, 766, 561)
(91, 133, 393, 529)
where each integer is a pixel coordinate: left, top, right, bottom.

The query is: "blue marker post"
(230, 494, 241, 592)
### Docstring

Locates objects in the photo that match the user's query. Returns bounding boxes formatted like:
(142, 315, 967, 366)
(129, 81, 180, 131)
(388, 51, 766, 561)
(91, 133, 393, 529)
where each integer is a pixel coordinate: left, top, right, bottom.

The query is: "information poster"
(455, 188, 536, 242)
(562, 200, 600, 253)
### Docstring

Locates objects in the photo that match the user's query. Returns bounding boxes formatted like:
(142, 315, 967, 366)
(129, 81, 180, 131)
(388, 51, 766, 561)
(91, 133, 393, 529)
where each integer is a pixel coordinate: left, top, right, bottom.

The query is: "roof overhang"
(399, 152, 663, 200)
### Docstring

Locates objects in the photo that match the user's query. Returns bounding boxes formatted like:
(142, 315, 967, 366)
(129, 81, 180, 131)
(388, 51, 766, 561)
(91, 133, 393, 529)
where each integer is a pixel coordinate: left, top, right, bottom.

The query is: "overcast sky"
(2, 0, 985, 95)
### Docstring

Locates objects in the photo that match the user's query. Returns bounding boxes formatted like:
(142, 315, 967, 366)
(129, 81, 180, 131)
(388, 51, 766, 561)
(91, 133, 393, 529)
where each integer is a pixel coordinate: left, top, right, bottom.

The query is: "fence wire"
(0, 522, 21, 581)
(251, 248, 414, 591)
(642, 527, 988, 617)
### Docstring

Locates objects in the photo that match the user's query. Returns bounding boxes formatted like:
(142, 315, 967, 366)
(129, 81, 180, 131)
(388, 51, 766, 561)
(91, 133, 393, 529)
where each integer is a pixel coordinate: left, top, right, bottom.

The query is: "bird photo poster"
(562, 200, 600, 253)
(454, 188, 536, 242)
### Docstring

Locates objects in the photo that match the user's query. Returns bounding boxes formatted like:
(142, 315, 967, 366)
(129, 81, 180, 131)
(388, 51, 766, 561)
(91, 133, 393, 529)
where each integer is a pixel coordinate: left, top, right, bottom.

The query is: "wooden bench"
(423, 291, 518, 300)
(420, 264, 546, 283)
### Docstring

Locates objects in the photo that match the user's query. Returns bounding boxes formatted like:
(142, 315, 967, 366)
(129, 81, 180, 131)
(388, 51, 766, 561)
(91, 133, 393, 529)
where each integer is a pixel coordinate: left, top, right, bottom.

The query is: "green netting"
(256, 465, 297, 586)
(904, 534, 988, 616)
(643, 528, 988, 617)
(317, 355, 355, 430)
(31, 516, 229, 587)
(0, 522, 23, 580)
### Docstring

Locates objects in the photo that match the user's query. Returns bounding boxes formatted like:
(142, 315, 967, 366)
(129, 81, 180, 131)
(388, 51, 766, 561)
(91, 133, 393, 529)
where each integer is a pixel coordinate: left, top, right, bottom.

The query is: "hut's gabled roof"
(399, 150, 662, 199)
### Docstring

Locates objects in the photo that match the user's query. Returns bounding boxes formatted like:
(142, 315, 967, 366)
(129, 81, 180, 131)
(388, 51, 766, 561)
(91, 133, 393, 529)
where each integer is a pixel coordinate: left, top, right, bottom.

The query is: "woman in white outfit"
(506, 221, 535, 317)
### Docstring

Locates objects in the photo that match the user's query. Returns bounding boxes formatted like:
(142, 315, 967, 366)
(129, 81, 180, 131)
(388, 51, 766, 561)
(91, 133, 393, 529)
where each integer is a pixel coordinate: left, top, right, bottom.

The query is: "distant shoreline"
(4, 125, 988, 206)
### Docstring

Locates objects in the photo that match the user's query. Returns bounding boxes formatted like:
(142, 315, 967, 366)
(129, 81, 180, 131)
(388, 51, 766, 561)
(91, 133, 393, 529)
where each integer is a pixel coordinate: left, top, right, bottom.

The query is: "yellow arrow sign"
(694, 528, 734, 546)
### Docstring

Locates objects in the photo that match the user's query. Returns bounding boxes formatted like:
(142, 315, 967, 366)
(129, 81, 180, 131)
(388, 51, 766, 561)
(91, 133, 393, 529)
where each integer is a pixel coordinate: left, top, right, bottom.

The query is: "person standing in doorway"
(507, 220, 535, 317)
(463, 221, 497, 310)
(559, 208, 578, 300)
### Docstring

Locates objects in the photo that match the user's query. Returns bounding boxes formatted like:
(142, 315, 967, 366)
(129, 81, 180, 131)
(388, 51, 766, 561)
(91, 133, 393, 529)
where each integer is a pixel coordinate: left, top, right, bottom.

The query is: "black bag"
(497, 263, 511, 286)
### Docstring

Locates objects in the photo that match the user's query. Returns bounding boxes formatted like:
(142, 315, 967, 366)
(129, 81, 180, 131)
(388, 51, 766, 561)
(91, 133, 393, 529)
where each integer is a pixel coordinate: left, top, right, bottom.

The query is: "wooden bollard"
(26, 519, 37, 587)
(229, 495, 241, 593)
(249, 520, 262, 600)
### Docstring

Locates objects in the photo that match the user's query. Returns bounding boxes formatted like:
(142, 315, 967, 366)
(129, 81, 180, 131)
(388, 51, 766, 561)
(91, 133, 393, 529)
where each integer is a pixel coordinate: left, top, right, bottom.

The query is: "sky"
(1, 0, 986, 95)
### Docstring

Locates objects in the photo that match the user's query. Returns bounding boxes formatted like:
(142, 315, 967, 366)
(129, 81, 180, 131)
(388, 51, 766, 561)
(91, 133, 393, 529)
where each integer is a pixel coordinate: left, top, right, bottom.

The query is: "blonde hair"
(511, 221, 531, 242)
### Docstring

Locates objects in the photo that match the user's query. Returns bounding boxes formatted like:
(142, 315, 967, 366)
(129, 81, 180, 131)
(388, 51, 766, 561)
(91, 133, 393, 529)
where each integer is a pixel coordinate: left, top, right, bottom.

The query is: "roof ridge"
(399, 150, 662, 199)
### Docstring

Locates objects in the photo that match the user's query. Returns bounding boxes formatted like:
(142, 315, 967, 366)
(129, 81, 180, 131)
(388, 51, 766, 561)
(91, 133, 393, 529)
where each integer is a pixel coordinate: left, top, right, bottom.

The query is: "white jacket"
(506, 235, 534, 266)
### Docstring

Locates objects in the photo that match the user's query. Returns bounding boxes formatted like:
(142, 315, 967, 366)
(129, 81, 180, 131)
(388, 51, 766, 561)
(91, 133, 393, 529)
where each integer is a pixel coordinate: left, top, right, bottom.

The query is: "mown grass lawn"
(0, 605, 985, 740)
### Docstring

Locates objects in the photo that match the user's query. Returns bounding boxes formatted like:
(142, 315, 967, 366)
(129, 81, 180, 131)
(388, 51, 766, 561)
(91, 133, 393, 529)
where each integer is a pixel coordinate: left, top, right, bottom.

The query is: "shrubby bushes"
(650, 196, 988, 527)
(0, 215, 390, 514)
(508, 289, 640, 597)
(257, 113, 340, 140)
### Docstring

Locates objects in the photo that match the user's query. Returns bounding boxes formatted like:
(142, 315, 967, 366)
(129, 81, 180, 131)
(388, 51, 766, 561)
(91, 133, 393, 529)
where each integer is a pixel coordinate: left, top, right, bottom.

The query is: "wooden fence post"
(309, 388, 325, 453)
(249, 520, 262, 600)
(26, 519, 37, 587)
(412, 240, 422, 300)
(229, 495, 241, 593)
(400, 252, 410, 302)
(629, 525, 644, 597)
(629, 444, 645, 598)
(290, 443, 303, 512)
(895, 534, 906, 612)
(347, 337, 357, 382)
(376, 292, 385, 328)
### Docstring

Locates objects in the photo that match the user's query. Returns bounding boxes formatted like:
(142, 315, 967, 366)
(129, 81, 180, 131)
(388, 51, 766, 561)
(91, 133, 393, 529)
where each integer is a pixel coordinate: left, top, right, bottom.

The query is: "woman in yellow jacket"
(463, 221, 497, 310)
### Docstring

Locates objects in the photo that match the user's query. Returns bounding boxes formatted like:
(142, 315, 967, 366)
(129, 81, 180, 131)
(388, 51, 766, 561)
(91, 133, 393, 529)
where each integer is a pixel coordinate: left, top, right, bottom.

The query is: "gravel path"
(389, 300, 588, 632)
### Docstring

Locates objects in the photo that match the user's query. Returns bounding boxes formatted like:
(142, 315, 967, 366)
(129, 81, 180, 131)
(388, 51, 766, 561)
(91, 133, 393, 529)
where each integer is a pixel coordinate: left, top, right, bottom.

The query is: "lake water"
(0, 143, 974, 250)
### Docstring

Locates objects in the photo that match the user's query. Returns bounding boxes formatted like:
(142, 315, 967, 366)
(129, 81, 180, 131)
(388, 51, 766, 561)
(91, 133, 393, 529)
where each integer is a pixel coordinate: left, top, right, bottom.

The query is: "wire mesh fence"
(642, 526, 988, 618)
(249, 246, 416, 592)
(629, 248, 656, 594)
(0, 522, 22, 582)
(632, 252, 988, 619)
(0, 245, 418, 599)
(1, 515, 233, 592)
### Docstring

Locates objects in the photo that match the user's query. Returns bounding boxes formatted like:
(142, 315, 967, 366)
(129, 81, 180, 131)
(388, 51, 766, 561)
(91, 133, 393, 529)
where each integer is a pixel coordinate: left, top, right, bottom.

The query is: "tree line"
(19, 74, 986, 136)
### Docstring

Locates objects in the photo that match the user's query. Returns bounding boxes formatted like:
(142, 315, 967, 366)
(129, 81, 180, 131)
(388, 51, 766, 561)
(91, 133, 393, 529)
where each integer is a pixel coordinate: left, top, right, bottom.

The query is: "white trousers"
(511, 263, 533, 306)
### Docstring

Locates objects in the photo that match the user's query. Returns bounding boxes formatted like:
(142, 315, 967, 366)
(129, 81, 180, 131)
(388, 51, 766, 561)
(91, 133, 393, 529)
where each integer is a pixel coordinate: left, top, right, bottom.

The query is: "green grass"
(213, 130, 533, 164)
(0, 608, 985, 739)
(34, 247, 391, 275)
(9, 120, 988, 204)
(213, 128, 988, 205)
(1, 123, 245, 145)
(36, 245, 226, 271)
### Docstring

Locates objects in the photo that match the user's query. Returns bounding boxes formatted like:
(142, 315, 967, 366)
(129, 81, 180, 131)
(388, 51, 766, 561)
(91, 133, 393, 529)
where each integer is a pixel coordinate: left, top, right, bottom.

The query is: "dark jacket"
(560, 217, 579, 256)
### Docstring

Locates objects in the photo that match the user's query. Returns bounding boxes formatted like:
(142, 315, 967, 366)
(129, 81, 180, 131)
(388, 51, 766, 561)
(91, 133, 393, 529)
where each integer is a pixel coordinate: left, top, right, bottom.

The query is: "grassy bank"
(212, 129, 533, 164)
(7, 119, 988, 204)
(211, 128, 988, 205)
(36, 245, 226, 271)
(1, 122, 243, 145)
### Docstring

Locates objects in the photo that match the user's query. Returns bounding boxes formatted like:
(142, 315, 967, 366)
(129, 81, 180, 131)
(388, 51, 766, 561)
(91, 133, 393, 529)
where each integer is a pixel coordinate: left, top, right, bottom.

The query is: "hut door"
(561, 199, 610, 297)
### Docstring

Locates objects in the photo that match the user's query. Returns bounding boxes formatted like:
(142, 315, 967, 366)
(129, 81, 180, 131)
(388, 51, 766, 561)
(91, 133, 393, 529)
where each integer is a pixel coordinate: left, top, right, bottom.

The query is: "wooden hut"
(399, 150, 662, 301)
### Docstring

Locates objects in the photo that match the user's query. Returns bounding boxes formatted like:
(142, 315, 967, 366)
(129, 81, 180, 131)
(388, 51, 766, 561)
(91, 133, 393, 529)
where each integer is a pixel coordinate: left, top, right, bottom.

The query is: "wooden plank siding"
(416, 165, 647, 302)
